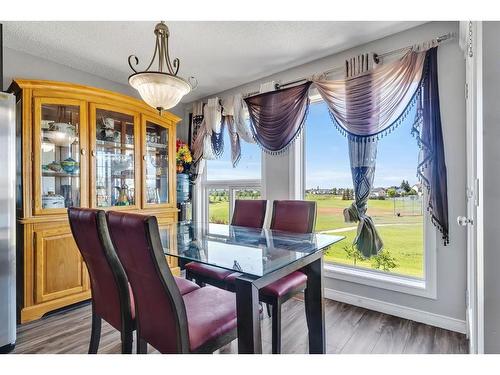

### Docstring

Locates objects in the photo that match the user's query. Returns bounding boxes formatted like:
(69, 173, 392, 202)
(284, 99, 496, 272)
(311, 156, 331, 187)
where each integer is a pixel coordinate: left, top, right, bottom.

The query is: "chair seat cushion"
(225, 270, 307, 298)
(185, 262, 234, 281)
(260, 271, 307, 297)
(174, 276, 200, 295)
(223, 272, 240, 284)
(183, 286, 237, 352)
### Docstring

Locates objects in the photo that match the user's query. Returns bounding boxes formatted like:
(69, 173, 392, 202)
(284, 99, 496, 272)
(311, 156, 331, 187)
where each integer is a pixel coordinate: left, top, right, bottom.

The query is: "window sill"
(324, 262, 437, 299)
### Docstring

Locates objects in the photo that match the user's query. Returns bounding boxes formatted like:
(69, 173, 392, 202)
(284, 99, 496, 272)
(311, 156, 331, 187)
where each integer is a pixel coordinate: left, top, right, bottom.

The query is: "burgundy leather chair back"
(106, 211, 190, 353)
(231, 199, 267, 228)
(270, 200, 317, 234)
(68, 208, 132, 331)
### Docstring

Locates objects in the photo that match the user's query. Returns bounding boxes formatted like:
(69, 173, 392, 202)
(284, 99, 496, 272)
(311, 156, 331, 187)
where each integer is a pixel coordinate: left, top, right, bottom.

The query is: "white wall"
(185, 21, 467, 324)
(2, 46, 186, 119)
(482, 21, 500, 353)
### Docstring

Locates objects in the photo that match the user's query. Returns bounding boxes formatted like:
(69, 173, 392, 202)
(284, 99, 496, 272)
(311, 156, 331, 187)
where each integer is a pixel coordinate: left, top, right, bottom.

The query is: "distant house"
(306, 186, 333, 195)
(396, 188, 406, 196)
(370, 187, 387, 199)
(412, 183, 423, 196)
(307, 188, 334, 195)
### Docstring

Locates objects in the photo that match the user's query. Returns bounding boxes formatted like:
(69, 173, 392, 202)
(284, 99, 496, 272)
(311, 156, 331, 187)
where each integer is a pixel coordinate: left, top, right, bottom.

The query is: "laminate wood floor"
(13, 297, 468, 354)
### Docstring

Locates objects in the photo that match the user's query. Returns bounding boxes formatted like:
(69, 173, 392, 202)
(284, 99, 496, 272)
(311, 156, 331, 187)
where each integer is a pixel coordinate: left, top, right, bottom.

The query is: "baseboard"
(324, 288, 467, 334)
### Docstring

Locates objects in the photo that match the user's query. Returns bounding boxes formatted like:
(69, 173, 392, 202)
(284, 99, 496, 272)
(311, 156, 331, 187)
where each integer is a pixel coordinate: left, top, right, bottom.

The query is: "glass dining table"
(163, 221, 345, 354)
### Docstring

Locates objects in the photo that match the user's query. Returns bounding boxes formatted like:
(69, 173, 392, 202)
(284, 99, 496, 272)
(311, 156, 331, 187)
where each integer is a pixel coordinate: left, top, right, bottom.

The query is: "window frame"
(299, 95, 437, 299)
(192, 111, 265, 228)
(201, 178, 263, 224)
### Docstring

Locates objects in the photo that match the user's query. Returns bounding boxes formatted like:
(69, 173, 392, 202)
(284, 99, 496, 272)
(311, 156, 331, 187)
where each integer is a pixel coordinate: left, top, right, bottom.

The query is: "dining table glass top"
(163, 221, 345, 278)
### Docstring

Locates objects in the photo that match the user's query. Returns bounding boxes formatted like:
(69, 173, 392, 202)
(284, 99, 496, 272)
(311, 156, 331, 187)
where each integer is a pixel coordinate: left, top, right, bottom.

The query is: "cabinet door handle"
(80, 149, 87, 156)
(143, 155, 147, 161)
(91, 150, 96, 157)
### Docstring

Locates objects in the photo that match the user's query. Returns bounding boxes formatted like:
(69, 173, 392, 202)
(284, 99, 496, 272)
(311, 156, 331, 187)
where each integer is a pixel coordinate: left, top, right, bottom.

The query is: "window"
(203, 123, 262, 224)
(206, 124, 261, 181)
(304, 100, 426, 281)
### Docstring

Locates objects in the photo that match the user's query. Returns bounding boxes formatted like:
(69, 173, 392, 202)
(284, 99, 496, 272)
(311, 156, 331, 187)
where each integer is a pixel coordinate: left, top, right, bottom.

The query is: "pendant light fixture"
(128, 21, 195, 112)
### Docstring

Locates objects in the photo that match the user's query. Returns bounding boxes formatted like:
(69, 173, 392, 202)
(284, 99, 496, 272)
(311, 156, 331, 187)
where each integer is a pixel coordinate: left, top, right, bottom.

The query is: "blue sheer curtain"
(344, 140, 384, 257)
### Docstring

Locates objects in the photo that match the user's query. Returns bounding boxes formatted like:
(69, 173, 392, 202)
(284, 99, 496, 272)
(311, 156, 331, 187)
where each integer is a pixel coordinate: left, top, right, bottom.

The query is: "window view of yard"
(208, 189, 262, 224)
(205, 100, 424, 279)
(305, 194, 423, 278)
(305, 100, 424, 279)
(207, 190, 424, 278)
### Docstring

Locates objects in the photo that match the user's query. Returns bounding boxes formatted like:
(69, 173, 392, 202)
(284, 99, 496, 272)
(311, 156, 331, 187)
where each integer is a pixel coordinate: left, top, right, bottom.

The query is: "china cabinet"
(9, 79, 180, 323)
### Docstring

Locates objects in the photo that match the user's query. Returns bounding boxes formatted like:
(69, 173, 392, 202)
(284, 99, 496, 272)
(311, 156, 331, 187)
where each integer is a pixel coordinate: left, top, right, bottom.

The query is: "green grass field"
(208, 194, 424, 278)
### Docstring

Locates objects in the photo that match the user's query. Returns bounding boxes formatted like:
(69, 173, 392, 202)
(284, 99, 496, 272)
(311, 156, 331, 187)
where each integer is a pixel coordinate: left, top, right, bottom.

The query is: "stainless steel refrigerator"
(0, 92, 16, 353)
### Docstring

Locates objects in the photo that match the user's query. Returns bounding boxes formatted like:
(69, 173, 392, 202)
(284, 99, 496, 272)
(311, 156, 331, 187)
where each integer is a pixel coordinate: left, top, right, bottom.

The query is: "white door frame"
(460, 20, 484, 354)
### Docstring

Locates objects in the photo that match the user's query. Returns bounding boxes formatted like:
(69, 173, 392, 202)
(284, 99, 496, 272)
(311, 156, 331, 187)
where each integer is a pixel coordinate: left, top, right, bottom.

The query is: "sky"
(207, 125, 261, 181)
(207, 100, 420, 189)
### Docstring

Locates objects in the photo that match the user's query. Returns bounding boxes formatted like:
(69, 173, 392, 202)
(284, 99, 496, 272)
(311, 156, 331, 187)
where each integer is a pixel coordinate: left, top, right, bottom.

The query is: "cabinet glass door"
(158, 221, 179, 273)
(142, 117, 173, 207)
(91, 105, 139, 209)
(35, 98, 87, 214)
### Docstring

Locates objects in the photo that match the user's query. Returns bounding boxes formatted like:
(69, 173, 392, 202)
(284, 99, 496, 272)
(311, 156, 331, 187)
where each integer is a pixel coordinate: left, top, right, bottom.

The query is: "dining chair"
(225, 199, 317, 354)
(68, 207, 200, 354)
(185, 199, 267, 289)
(106, 211, 237, 354)
(68, 207, 135, 354)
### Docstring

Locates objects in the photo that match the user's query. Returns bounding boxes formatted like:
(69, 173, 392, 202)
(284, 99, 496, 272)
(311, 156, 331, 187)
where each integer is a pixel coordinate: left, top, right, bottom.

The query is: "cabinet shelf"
(146, 175, 167, 180)
(96, 139, 134, 150)
(42, 172, 80, 178)
(41, 139, 78, 147)
(146, 142, 167, 149)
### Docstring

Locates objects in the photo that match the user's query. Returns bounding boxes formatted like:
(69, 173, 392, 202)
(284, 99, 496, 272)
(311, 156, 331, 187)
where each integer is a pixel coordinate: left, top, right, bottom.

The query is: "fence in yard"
(392, 196, 423, 216)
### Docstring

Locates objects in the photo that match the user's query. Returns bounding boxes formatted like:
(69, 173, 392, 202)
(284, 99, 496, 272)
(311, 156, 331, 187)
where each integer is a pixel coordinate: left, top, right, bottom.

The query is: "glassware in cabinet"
(91, 106, 139, 208)
(143, 119, 171, 206)
(35, 98, 87, 214)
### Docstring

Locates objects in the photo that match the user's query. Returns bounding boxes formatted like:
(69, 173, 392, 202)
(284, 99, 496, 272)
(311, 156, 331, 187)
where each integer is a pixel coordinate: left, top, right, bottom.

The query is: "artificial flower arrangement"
(176, 139, 193, 174)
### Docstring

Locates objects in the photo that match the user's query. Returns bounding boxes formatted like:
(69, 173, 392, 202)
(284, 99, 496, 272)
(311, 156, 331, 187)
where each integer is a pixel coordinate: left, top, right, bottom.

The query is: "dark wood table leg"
(304, 256, 325, 354)
(235, 276, 262, 354)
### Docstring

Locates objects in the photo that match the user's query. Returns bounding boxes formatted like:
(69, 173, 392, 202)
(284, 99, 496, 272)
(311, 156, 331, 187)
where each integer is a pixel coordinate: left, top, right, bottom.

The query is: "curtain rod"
(242, 32, 455, 97)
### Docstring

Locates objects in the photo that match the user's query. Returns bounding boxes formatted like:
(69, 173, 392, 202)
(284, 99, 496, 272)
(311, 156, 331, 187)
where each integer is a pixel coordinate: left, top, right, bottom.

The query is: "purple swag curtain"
(244, 81, 312, 154)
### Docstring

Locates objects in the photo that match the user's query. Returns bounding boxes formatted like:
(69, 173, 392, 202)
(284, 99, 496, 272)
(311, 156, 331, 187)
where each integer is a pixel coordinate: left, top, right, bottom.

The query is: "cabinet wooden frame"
(157, 219, 180, 276)
(32, 97, 88, 216)
(141, 114, 177, 210)
(9, 79, 181, 323)
(89, 102, 141, 211)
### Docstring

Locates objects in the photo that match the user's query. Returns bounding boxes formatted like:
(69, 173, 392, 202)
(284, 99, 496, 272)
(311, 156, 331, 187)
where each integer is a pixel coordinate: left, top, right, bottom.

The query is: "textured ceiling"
(2, 21, 425, 102)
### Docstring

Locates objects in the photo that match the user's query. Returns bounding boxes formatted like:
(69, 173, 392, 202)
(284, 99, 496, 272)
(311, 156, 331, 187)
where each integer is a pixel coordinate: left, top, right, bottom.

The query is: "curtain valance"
(244, 81, 312, 154)
(313, 49, 426, 141)
(190, 98, 221, 182)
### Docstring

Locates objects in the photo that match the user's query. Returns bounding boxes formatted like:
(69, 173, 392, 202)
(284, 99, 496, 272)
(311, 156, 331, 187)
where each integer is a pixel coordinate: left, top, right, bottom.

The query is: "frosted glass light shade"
(129, 72, 191, 111)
